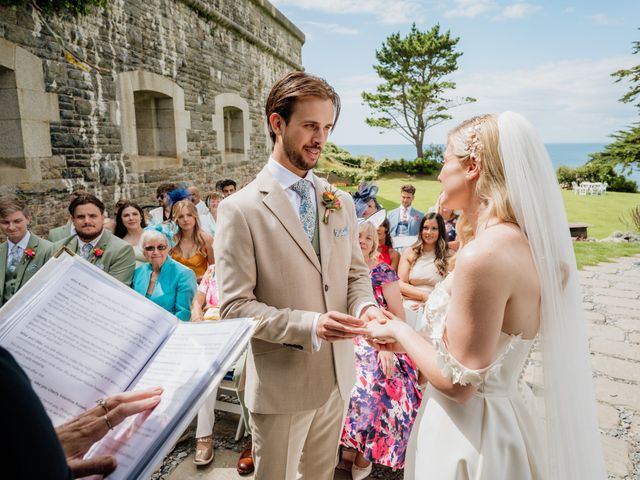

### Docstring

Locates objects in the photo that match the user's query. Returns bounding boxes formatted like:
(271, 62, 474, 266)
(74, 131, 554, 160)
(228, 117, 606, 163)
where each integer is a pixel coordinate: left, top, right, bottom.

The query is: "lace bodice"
(420, 283, 535, 394)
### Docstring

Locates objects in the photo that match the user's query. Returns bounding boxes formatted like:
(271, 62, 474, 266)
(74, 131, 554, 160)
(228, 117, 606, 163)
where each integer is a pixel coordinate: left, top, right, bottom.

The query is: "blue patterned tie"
(80, 243, 93, 260)
(7, 245, 21, 273)
(290, 179, 316, 242)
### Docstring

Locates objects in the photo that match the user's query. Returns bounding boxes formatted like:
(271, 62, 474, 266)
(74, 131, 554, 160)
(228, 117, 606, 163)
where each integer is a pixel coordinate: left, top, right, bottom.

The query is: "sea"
(339, 143, 640, 183)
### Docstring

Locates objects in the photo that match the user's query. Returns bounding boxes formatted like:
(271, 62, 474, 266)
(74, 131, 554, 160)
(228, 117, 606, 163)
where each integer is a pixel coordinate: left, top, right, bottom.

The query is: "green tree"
(590, 33, 640, 171)
(362, 23, 475, 159)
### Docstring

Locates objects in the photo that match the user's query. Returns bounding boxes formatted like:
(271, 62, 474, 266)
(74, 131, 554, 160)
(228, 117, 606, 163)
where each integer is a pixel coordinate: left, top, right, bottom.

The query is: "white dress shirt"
(6, 231, 31, 262)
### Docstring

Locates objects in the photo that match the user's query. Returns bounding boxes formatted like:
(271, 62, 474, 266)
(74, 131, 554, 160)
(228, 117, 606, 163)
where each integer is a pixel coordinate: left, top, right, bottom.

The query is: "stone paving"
(162, 255, 640, 480)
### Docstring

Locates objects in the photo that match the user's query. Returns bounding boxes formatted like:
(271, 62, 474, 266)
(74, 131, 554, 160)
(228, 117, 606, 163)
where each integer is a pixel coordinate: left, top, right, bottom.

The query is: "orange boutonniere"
(93, 247, 104, 258)
(321, 187, 342, 224)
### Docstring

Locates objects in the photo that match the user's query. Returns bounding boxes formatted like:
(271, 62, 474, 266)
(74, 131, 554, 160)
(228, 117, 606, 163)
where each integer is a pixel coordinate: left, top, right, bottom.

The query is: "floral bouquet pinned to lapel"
(321, 187, 342, 224)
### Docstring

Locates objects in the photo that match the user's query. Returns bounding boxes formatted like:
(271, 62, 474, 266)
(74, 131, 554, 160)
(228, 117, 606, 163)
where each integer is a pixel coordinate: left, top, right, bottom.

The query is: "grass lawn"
(346, 173, 640, 269)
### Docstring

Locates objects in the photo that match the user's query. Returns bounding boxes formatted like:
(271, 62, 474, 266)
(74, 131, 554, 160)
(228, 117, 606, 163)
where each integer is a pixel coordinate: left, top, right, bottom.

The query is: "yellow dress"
(170, 250, 208, 281)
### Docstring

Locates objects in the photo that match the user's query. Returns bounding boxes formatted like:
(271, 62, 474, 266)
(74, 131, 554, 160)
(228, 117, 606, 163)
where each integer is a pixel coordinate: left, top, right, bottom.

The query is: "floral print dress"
(341, 262, 423, 469)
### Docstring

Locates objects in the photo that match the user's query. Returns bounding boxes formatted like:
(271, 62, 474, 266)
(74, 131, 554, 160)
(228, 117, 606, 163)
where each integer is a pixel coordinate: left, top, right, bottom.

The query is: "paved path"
(163, 255, 640, 480)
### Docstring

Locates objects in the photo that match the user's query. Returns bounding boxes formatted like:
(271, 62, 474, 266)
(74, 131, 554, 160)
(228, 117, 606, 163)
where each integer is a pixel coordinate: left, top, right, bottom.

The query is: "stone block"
(590, 287, 639, 300)
(0, 38, 16, 71)
(601, 434, 631, 478)
(22, 119, 52, 158)
(587, 324, 625, 342)
(597, 402, 619, 430)
(592, 354, 640, 382)
(14, 46, 44, 91)
(17, 89, 55, 122)
(612, 318, 640, 332)
(580, 277, 611, 288)
(596, 296, 640, 310)
(594, 377, 640, 409)
(590, 338, 640, 361)
(630, 332, 640, 344)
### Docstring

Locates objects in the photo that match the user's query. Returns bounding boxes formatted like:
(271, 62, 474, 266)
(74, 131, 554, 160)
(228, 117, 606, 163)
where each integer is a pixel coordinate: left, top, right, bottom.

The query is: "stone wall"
(0, 0, 304, 235)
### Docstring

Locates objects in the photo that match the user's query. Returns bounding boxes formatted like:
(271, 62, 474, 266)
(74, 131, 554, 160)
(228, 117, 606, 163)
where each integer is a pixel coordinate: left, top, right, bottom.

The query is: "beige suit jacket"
(216, 166, 374, 414)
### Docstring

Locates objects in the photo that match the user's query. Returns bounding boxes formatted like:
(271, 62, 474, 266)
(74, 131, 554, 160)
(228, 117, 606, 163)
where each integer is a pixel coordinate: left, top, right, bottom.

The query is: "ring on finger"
(96, 398, 109, 415)
(103, 414, 113, 430)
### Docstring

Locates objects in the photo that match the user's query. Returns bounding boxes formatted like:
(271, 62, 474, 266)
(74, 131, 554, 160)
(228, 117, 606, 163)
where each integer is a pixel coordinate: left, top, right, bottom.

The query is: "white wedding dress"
(405, 283, 546, 479)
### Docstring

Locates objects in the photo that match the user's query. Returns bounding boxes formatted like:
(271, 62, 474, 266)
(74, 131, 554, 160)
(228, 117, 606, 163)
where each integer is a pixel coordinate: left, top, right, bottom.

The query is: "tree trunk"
(415, 141, 423, 159)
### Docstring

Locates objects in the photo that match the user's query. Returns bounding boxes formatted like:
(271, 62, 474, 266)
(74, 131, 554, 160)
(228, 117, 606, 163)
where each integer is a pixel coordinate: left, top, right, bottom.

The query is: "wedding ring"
(103, 414, 113, 430)
(96, 398, 109, 415)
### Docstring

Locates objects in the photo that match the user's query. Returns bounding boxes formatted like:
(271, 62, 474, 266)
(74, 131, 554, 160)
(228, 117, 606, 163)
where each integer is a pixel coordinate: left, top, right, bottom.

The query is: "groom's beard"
(283, 134, 321, 173)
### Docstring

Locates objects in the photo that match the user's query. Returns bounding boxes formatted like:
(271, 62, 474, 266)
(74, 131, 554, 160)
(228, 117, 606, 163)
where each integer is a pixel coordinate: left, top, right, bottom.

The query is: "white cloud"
(443, 0, 497, 18)
(496, 2, 542, 20)
(329, 56, 638, 145)
(299, 21, 359, 35)
(270, 0, 423, 24)
(564, 7, 574, 14)
(587, 13, 620, 26)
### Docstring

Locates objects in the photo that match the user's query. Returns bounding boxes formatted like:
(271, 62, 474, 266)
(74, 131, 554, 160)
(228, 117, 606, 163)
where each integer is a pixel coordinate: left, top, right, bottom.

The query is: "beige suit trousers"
(250, 385, 346, 480)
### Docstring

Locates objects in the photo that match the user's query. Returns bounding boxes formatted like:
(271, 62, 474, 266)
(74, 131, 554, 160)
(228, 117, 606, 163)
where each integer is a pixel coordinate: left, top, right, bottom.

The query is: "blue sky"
(271, 0, 639, 145)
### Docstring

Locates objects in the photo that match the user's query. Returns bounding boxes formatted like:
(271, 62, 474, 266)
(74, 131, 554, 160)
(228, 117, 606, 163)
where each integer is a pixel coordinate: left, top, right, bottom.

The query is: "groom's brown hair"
(265, 71, 341, 144)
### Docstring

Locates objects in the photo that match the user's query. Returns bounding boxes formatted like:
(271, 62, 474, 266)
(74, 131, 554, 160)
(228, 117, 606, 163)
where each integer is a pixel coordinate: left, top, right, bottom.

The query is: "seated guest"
(377, 218, 400, 271)
(206, 191, 225, 226)
(352, 182, 382, 219)
(47, 189, 88, 242)
(189, 264, 254, 473)
(55, 194, 136, 285)
(170, 200, 214, 282)
(114, 201, 147, 267)
(132, 230, 196, 321)
(0, 196, 55, 307)
(341, 220, 421, 479)
(188, 186, 216, 237)
(387, 184, 424, 237)
(2, 344, 162, 479)
(148, 183, 178, 226)
(397, 212, 449, 325)
(188, 186, 209, 217)
(219, 179, 237, 197)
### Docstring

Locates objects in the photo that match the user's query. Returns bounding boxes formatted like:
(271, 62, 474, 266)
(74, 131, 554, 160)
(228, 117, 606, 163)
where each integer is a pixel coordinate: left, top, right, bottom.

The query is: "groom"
(216, 72, 382, 479)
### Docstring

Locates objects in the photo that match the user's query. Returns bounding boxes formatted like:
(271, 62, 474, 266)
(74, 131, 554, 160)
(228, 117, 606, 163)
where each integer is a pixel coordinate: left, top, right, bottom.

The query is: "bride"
(366, 112, 606, 479)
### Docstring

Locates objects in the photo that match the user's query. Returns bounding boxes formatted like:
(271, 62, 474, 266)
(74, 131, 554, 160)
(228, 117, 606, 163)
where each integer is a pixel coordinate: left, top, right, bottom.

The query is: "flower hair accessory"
(321, 187, 342, 224)
(464, 123, 483, 161)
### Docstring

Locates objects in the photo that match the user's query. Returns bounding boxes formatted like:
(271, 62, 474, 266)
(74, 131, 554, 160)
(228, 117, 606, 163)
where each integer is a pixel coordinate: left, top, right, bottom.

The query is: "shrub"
(377, 144, 444, 176)
(556, 161, 637, 193)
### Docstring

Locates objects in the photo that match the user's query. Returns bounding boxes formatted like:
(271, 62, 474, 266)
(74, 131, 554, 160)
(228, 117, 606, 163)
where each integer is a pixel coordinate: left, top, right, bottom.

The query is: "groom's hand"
(316, 311, 367, 342)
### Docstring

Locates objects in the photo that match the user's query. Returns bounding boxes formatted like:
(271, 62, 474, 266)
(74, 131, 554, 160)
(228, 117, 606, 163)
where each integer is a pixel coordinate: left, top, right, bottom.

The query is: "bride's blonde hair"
(448, 114, 518, 246)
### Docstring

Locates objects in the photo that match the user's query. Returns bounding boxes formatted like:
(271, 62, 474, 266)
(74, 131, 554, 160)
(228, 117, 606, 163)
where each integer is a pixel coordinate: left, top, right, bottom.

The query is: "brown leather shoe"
(236, 446, 254, 475)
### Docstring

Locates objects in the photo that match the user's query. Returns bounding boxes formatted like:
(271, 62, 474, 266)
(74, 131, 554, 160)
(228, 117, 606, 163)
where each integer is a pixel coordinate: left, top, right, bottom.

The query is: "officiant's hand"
(56, 387, 163, 478)
(316, 311, 367, 342)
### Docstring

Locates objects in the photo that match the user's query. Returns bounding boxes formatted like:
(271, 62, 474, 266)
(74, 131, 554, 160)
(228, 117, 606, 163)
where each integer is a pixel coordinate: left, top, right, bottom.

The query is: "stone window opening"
(134, 90, 177, 158)
(223, 106, 244, 154)
(113, 70, 190, 173)
(213, 93, 250, 164)
(0, 38, 60, 184)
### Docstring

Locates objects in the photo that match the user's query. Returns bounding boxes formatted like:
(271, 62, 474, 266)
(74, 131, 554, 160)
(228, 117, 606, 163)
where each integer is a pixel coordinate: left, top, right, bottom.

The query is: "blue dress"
(132, 257, 197, 321)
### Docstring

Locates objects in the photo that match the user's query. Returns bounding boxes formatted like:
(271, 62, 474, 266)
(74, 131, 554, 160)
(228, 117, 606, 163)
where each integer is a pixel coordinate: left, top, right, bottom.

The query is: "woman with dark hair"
(377, 218, 400, 271)
(114, 201, 147, 267)
(398, 212, 450, 324)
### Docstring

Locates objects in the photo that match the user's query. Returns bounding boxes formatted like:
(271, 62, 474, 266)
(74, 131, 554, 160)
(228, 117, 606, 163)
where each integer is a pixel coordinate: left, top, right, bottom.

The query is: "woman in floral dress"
(341, 220, 423, 479)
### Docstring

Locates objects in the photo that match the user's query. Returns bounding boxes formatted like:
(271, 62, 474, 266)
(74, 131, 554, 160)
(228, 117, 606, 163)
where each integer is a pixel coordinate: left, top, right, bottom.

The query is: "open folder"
(0, 250, 254, 479)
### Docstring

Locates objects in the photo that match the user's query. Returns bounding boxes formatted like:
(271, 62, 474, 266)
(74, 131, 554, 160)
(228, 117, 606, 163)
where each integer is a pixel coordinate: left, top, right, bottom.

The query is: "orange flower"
(321, 187, 342, 224)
